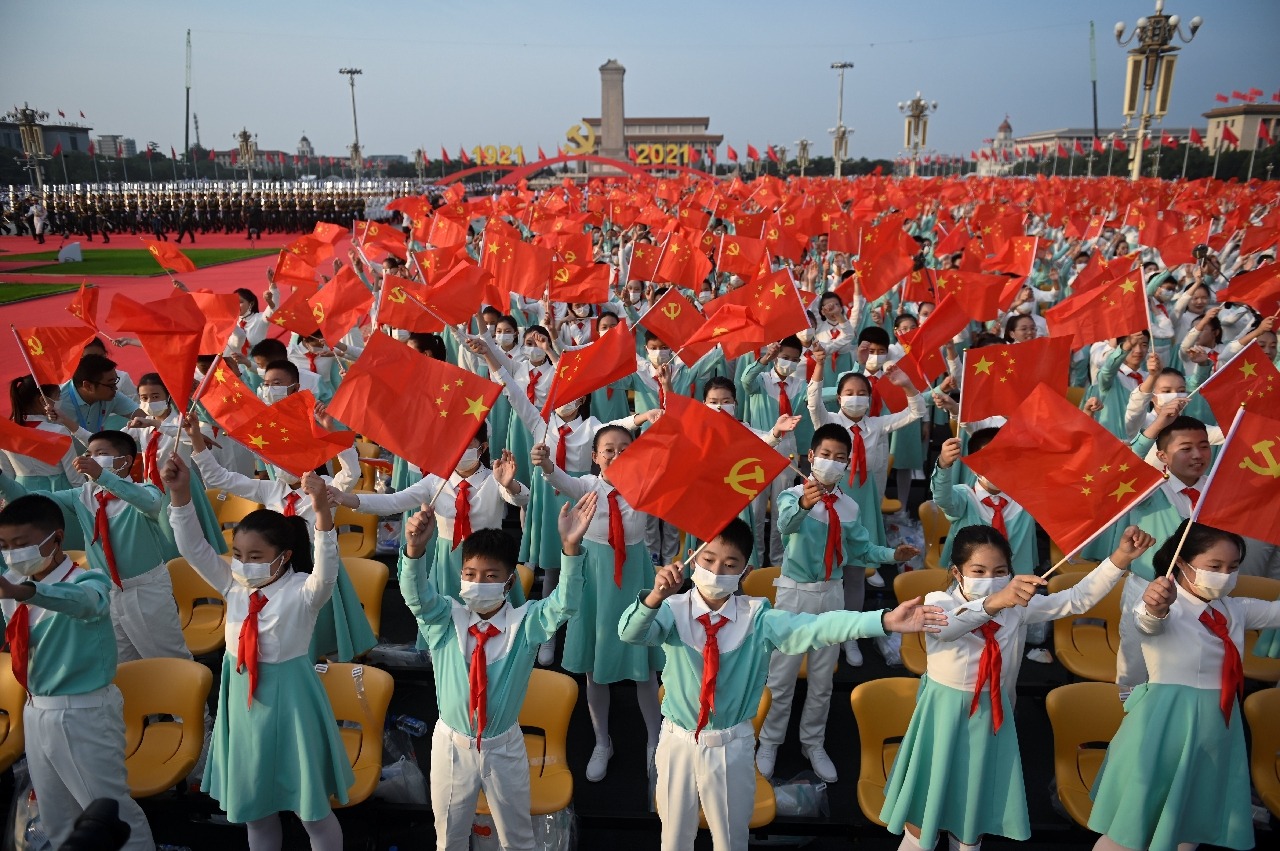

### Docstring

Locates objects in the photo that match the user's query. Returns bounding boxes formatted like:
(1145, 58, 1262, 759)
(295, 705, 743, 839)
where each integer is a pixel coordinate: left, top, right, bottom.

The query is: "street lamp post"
(339, 68, 364, 181)
(5, 103, 52, 190)
(236, 128, 258, 187)
(795, 138, 811, 177)
(898, 92, 937, 178)
(1116, 0, 1201, 180)
(830, 61, 853, 178)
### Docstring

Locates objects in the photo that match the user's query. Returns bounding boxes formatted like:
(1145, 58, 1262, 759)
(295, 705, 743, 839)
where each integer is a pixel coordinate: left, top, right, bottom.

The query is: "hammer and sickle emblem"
(368, 224, 379, 236)
(726, 243, 741, 257)
(661, 303, 682, 321)
(563, 250, 577, 264)
(710, 326, 729, 337)
(1239, 438, 1280, 478)
(554, 267, 571, 284)
(768, 228, 779, 240)
(148, 245, 160, 256)
(564, 122, 597, 155)
(388, 287, 407, 304)
(724, 458, 767, 497)
(312, 303, 325, 323)
(784, 214, 795, 226)
(25, 336, 44, 357)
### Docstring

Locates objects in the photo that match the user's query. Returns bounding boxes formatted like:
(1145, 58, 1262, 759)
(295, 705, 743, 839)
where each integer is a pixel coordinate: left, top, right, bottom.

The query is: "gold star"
(1099, 464, 1111, 473)
(268, 421, 277, 429)
(973, 356, 994, 375)
(1083, 474, 1095, 482)
(487, 242, 499, 254)
(249, 434, 267, 449)
(464, 396, 491, 419)
(214, 368, 228, 383)
(455, 379, 464, 387)
(1118, 463, 1129, 472)
(438, 409, 449, 418)
(435, 397, 444, 405)
(441, 384, 451, 395)
(280, 435, 290, 443)
(1241, 361, 1257, 378)
(255, 423, 264, 430)
(771, 283, 786, 298)
(1109, 479, 1137, 501)
(999, 376, 1008, 383)
(1120, 278, 1137, 294)
(1081, 487, 1092, 496)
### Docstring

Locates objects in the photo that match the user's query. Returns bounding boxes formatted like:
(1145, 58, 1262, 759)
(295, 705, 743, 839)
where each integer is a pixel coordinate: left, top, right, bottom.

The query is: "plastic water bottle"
(393, 714, 428, 737)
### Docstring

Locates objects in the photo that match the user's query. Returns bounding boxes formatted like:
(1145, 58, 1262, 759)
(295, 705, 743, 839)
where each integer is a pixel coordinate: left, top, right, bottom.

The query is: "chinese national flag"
(143, 239, 196, 274)
(421, 262, 493, 326)
(440, 147, 451, 165)
(549, 262, 611, 304)
(284, 235, 333, 266)
(934, 269, 1015, 322)
(1092, 137, 1105, 154)
(897, 295, 970, 384)
(1073, 139, 1085, 156)
(223, 390, 354, 478)
(726, 145, 739, 163)
(482, 225, 554, 299)
(1216, 264, 1280, 318)
(655, 231, 713, 290)
(1190, 127, 1204, 145)
(678, 303, 766, 361)
(327, 332, 501, 477)
(607, 393, 790, 542)
(746, 144, 760, 161)
(1161, 131, 1179, 149)
(1196, 408, 1280, 547)
(959, 336, 1074, 422)
(715, 233, 767, 279)
(14, 326, 98, 385)
(541, 322, 637, 418)
(626, 240, 662, 282)
(706, 270, 808, 346)
(1240, 226, 1280, 259)
(965, 383, 1165, 557)
(312, 222, 350, 245)
(268, 286, 322, 337)
(842, 249, 915, 303)
(66, 281, 98, 330)
(198, 358, 264, 434)
(1260, 123, 1275, 146)
(1044, 271, 1148, 348)
(272, 251, 318, 291)
(187, 291, 242, 352)
(980, 236, 1037, 277)
(0, 417, 72, 467)
(1157, 222, 1212, 267)
(1197, 342, 1280, 425)
(767, 145, 779, 163)
(1221, 125, 1240, 147)
(308, 267, 373, 344)
(459, 146, 472, 165)
(639, 288, 705, 352)
(107, 291, 208, 407)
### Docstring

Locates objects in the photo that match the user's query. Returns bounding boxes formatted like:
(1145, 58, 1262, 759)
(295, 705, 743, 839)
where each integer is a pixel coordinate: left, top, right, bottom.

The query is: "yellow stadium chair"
(319, 663, 395, 807)
(114, 658, 213, 797)
(517, 564, 535, 599)
(334, 505, 378, 559)
(1231, 576, 1280, 683)
(1045, 682, 1125, 828)
(1065, 386, 1086, 409)
(893, 570, 952, 676)
(0, 653, 26, 773)
(741, 567, 781, 604)
(917, 501, 951, 572)
(882, 454, 902, 515)
(63, 549, 87, 566)
(478, 669, 578, 816)
(1048, 540, 1100, 574)
(342, 557, 390, 638)
(211, 491, 264, 549)
(354, 439, 381, 459)
(166, 557, 227, 657)
(1244, 689, 1280, 819)
(850, 677, 919, 827)
(1048, 573, 1123, 683)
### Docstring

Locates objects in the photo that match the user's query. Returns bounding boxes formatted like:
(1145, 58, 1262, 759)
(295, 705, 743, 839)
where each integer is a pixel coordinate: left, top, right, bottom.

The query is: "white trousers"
(111, 564, 192, 663)
(749, 469, 790, 567)
(760, 580, 842, 749)
(25, 686, 155, 851)
(645, 514, 681, 564)
(429, 720, 534, 851)
(655, 719, 757, 851)
(1116, 573, 1150, 694)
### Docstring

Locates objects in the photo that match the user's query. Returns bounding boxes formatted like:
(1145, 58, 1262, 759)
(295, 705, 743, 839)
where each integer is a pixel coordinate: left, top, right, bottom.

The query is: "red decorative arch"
(638, 163, 715, 179)
(433, 163, 518, 185)
(495, 154, 649, 185)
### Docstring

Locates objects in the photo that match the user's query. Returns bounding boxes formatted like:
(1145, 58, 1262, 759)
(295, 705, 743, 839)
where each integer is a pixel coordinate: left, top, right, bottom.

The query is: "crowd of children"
(1, 182, 1279, 851)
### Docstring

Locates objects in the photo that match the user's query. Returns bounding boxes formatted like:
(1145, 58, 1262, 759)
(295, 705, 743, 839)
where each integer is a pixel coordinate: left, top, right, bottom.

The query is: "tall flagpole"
(1180, 137, 1191, 180)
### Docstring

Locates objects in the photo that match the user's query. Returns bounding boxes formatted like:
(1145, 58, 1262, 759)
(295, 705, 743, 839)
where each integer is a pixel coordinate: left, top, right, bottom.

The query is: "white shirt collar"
(690, 587, 738, 623)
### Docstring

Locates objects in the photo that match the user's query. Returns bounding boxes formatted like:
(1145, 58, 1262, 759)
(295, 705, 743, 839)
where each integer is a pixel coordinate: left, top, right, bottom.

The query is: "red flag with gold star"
(197, 358, 265, 431)
(187, 291, 242, 353)
(481, 222, 554, 299)
(965, 383, 1165, 558)
(0, 417, 72, 467)
(606, 393, 790, 541)
(705, 269, 809, 345)
(272, 251, 318, 292)
(267, 286, 322, 337)
(143, 239, 196, 274)
(308, 267, 373, 345)
(354, 220, 408, 260)
(1216, 265, 1280, 319)
(678, 303, 766, 361)
(1043, 270, 1148, 348)
(934, 269, 1017, 322)
(1197, 342, 1280, 424)
(220, 390, 354, 478)
(655, 230, 713, 290)
(107, 291, 208, 409)
(625, 239, 663, 283)
(13, 325, 100, 386)
(1195, 407, 1280, 547)
(65, 281, 98, 330)
(897, 294, 971, 381)
(312, 222, 350, 245)
(959, 336, 1074, 422)
(283, 235, 333, 267)
(326, 332, 501, 477)
(540, 322, 637, 420)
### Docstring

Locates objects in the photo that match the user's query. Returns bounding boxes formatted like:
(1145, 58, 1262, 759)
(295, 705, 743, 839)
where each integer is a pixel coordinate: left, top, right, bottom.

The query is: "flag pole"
(1162, 404, 1244, 578)
(1180, 138, 1191, 180)
(173, 346, 231, 464)
(9, 325, 54, 409)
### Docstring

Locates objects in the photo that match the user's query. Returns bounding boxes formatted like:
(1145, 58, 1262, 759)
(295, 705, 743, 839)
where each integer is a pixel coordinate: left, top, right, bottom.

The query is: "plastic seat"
(741, 567, 781, 604)
(1048, 573, 1122, 683)
(318, 662, 395, 807)
(1066, 386, 1086, 408)
(882, 454, 902, 514)
(166, 557, 227, 657)
(1231, 576, 1280, 683)
(477, 668, 578, 816)
(354, 439, 381, 459)
(1244, 689, 1280, 818)
(342, 557, 389, 638)
(850, 677, 919, 826)
(517, 564, 535, 599)
(62, 549, 87, 566)
(917, 501, 950, 572)
(0, 652, 26, 772)
(334, 505, 378, 559)
(211, 491, 264, 548)
(114, 658, 214, 797)
(1045, 682, 1125, 828)
(893, 570, 952, 676)
(1048, 540, 1100, 573)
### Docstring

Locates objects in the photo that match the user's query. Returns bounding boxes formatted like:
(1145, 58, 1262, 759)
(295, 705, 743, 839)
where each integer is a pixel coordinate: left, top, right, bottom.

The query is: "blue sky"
(5, 0, 1275, 161)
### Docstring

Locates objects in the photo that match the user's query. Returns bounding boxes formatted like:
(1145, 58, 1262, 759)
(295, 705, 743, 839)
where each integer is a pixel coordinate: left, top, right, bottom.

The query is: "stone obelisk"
(599, 59, 626, 161)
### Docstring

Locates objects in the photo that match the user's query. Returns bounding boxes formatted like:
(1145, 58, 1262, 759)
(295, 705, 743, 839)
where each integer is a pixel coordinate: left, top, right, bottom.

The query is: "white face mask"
(255, 366, 268, 378)
(810, 457, 847, 486)
(1, 531, 57, 577)
(1153, 391, 1188, 407)
(392, 328, 411, 342)
(775, 358, 798, 377)
(230, 554, 284, 589)
(692, 565, 740, 600)
(494, 332, 516, 349)
(525, 345, 547, 364)
(457, 447, 480, 468)
(555, 403, 579, 421)
(459, 579, 510, 613)
(262, 385, 290, 402)
(627, 290, 643, 303)
(90, 455, 127, 475)
(141, 399, 170, 417)
(958, 574, 1011, 601)
(840, 395, 870, 417)
(1155, 288, 1176, 303)
(797, 329, 814, 345)
(697, 291, 713, 304)
(706, 402, 736, 417)
(573, 306, 592, 318)
(1015, 301, 1034, 315)
(1182, 563, 1237, 600)
(864, 353, 883, 372)
(648, 348, 673, 366)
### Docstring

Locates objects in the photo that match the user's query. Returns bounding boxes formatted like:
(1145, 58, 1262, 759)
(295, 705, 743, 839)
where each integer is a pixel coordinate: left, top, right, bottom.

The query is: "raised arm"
(300, 472, 339, 610)
(163, 454, 234, 595)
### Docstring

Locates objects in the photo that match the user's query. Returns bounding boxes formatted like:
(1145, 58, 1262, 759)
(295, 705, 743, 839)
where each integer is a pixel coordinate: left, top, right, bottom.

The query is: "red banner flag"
(541, 322, 638, 418)
(655, 231, 713, 290)
(1215, 264, 1280, 318)
(65, 281, 98, 330)
(308, 267, 373, 344)
(1221, 125, 1240, 147)
(959, 336, 1074, 422)
(897, 294, 971, 382)
(143, 240, 196, 274)
(107, 291, 208, 407)
(726, 145, 739, 163)
(1044, 270, 1148, 348)
(1190, 127, 1204, 145)
(934, 269, 1015, 322)
(1195, 408, 1280, 547)
(677, 303, 765, 361)
(0, 417, 73, 467)
(1197, 342, 1280, 425)
(14, 325, 98, 385)
(311, 222, 350, 245)
(222, 390, 354, 479)
(271, 251, 318, 291)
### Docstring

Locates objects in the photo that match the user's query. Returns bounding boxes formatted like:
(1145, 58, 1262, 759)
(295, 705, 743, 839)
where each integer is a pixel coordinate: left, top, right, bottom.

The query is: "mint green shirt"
(398, 550, 584, 740)
(777, 486, 895, 582)
(930, 461, 1037, 574)
(618, 590, 887, 731)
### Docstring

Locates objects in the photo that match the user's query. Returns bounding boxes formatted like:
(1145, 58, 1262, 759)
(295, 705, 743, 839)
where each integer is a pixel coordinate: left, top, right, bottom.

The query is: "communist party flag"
(549, 262, 611, 304)
(1197, 342, 1280, 424)
(655, 230, 713, 290)
(1195, 407, 1280, 547)
(272, 251, 318, 291)
(65, 281, 98, 330)
(376, 275, 438, 333)
(223, 390, 354, 478)
(606, 393, 789, 541)
(541, 322, 638, 419)
(901, 267, 935, 304)
(934, 269, 1015, 322)
(15, 325, 101, 385)
(107, 290, 208, 408)
(143, 239, 196, 274)
(678, 303, 765, 361)
(354, 220, 408, 259)
(308, 267, 372, 344)
(714, 233, 767, 279)
(965, 383, 1165, 558)
(327, 332, 501, 477)
(1216, 264, 1280, 318)
(1044, 270, 1148, 348)
(959, 336, 1074, 422)
(268, 286, 322, 337)
(0, 417, 72, 466)
(311, 222, 349, 245)
(639, 288, 705, 352)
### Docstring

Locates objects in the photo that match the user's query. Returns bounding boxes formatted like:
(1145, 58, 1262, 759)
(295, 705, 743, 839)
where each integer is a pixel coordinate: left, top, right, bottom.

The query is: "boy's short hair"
(702, 376, 737, 401)
(73, 354, 116, 388)
(264, 360, 300, 383)
(858, 326, 891, 348)
(480, 305, 502, 319)
(461, 529, 517, 576)
(643, 328, 668, 346)
(967, 427, 1000, 454)
(0, 494, 65, 535)
(811, 423, 852, 453)
(778, 335, 803, 353)
(711, 517, 753, 564)
(1156, 415, 1208, 451)
(88, 429, 138, 458)
(250, 338, 288, 361)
